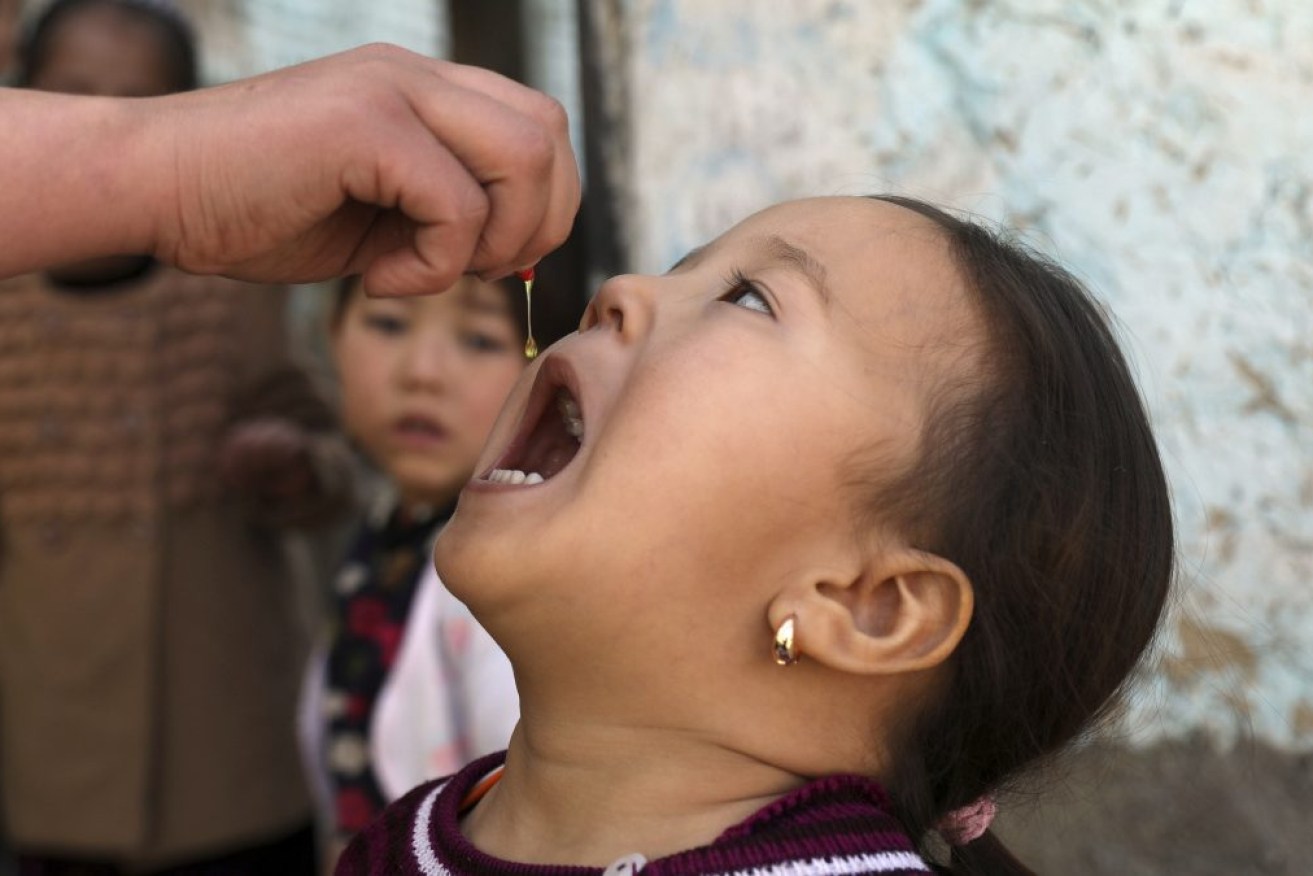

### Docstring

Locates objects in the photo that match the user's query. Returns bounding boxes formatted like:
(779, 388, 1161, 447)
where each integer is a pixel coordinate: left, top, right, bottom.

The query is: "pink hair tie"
(936, 795, 997, 846)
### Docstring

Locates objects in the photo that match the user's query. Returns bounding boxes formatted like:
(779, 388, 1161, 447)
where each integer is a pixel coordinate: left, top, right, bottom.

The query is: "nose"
(397, 332, 453, 392)
(579, 274, 656, 342)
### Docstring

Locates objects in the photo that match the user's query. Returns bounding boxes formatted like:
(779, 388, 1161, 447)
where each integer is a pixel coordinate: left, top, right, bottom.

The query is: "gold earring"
(773, 615, 799, 666)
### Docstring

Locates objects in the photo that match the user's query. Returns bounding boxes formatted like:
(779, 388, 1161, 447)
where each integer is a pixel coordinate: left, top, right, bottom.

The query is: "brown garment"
(0, 268, 351, 866)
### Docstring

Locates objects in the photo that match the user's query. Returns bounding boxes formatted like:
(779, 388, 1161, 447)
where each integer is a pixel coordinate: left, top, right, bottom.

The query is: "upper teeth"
(487, 468, 545, 485)
(558, 392, 583, 440)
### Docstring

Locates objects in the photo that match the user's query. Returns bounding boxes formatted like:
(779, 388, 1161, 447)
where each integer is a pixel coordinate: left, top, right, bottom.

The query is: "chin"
(433, 504, 569, 622)
(431, 527, 460, 582)
(431, 516, 495, 607)
(391, 463, 462, 499)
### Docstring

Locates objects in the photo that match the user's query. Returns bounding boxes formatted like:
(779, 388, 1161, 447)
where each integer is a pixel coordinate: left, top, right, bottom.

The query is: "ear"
(768, 549, 973, 675)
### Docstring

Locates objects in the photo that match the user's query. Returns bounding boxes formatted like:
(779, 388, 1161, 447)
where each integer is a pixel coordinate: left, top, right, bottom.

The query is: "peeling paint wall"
(609, 0, 1313, 750)
(182, 0, 446, 83)
(16, 1, 449, 83)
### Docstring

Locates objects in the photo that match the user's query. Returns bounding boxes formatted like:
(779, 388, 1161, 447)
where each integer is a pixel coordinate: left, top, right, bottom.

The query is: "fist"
(219, 417, 316, 503)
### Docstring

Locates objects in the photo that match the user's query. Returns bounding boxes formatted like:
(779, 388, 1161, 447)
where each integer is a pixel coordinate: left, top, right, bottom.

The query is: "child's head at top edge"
(17, 0, 197, 94)
(433, 196, 1174, 867)
(330, 269, 583, 511)
(18, 0, 197, 286)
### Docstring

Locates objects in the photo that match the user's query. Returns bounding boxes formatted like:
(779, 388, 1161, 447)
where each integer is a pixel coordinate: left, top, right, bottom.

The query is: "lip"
(468, 353, 585, 491)
(390, 411, 450, 449)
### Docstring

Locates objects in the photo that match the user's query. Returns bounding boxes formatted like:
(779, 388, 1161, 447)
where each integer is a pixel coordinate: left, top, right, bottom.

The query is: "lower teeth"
(488, 468, 544, 485)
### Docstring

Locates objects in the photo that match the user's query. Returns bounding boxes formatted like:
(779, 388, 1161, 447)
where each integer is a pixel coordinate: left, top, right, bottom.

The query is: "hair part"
(17, 0, 198, 91)
(857, 196, 1173, 875)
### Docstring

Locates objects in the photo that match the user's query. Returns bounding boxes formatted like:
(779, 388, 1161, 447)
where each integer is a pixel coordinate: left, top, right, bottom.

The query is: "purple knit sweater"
(336, 751, 932, 875)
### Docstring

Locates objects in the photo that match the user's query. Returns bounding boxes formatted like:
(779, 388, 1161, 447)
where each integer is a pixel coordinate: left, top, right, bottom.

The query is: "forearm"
(0, 89, 164, 277)
(0, 46, 579, 291)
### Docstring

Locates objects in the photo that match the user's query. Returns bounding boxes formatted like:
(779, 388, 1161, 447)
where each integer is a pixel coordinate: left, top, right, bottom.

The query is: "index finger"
(417, 63, 581, 272)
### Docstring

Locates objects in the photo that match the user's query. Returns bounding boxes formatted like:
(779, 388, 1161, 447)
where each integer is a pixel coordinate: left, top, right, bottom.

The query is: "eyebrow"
(669, 235, 831, 307)
(761, 235, 831, 307)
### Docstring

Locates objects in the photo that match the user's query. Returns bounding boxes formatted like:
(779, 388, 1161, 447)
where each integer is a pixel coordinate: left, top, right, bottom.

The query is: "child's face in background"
(332, 277, 525, 508)
(436, 198, 979, 733)
(28, 5, 175, 97)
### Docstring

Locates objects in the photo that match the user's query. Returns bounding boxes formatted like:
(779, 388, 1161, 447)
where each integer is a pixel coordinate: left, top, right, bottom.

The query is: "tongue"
(506, 396, 580, 481)
(520, 432, 578, 480)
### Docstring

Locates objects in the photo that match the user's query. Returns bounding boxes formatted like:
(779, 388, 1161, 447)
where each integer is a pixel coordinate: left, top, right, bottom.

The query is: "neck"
(461, 715, 806, 866)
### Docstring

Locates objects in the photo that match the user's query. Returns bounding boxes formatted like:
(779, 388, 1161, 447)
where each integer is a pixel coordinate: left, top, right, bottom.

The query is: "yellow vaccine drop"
(520, 271, 538, 360)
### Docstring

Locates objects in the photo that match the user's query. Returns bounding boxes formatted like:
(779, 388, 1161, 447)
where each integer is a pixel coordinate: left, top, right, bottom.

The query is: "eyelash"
(720, 269, 774, 316)
(364, 313, 407, 335)
(460, 330, 511, 354)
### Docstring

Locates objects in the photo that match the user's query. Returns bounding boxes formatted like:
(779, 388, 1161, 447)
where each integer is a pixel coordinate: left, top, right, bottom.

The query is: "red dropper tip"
(515, 267, 535, 282)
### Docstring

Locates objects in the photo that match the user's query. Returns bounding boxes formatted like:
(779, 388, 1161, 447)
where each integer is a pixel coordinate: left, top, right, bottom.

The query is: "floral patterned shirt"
(325, 502, 451, 838)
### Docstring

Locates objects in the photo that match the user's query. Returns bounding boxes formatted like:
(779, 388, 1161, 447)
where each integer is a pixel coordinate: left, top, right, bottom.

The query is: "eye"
(721, 270, 774, 316)
(460, 331, 511, 354)
(363, 313, 407, 336)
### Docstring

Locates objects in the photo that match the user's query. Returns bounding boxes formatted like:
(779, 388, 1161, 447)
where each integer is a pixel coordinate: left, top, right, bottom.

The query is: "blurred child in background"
(0, 3, 24, 872)
(0, 5, 21, 868)
(301, 265, 584, 869)
(0, 1, 354, 872)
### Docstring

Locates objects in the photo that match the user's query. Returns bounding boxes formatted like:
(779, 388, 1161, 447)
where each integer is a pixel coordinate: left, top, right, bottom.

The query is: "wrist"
(111, 94, 178, 261)
(55, 94, 162, 258)
(54, 93, 163, 257)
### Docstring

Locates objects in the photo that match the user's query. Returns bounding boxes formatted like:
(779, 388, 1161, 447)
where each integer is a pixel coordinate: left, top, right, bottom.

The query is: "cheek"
(603, 367, 802, 522)
(597, 361, 855, 562)
(334, 343, 395, 431)
(338, 378, 386, 442)
(625, 350, 792, 470)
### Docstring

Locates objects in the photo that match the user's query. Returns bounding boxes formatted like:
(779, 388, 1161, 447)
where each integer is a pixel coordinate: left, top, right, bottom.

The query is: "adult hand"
(1, 45, 580, 295)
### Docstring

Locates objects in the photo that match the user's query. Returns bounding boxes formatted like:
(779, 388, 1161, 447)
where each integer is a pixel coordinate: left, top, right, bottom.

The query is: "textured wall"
(613, 0, 1313, 749)
(182, 0, 446, 83)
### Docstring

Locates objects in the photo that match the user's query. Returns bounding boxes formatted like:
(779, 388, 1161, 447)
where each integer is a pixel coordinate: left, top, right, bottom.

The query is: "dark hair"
(860, 196, 1173, 875)
(17, 0, 198, 92)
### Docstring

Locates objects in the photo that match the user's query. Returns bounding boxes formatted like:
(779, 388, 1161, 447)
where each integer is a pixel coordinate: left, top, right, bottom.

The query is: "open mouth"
(483, 357, 584, 486)
(394, 414, 446, 440)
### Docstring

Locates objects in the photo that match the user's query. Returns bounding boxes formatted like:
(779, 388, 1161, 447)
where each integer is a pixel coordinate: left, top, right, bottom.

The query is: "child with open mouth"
(338, 195, 1173, 876)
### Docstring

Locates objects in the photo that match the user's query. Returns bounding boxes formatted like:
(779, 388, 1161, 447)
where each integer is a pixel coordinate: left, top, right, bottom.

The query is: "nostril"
(604, 304, 624, 334)
(578, 299, 623, 334)
(587, 274, 652, 341)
